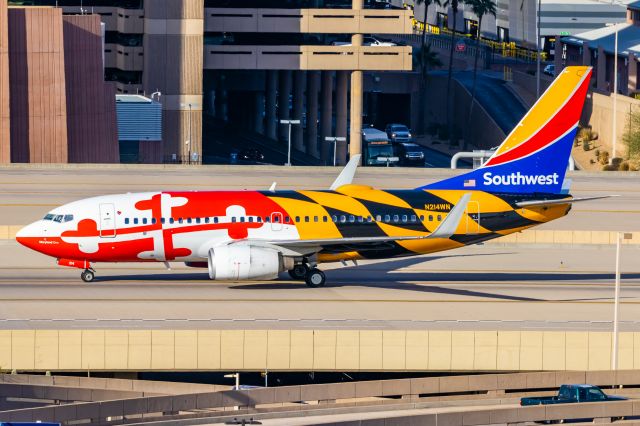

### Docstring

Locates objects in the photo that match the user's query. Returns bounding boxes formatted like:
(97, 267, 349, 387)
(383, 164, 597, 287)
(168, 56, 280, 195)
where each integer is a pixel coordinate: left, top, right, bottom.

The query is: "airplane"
(16, 66, 606, 287)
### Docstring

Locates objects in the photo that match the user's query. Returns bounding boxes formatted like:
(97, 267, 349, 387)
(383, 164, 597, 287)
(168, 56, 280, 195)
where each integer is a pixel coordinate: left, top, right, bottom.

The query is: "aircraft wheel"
(288, 264, 308, 280)
(81, 269, 95, 283)
(305, 268, 325, 288)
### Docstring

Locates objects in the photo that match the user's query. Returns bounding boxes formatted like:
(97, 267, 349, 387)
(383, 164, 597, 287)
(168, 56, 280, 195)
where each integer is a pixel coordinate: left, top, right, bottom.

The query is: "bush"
(612, 157, 623, 168)
(583, 140, 590, 151)
(578, 127, 594, 141)
(602, 164, 618, 171)
(619, 161, 630, 171)
(599, 151, 609, 165)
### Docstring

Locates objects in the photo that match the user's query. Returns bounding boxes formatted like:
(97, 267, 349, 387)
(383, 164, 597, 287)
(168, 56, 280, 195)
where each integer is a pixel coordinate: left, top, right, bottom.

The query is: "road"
(2, 241, 639, 331)
(0, 165, 638, 230)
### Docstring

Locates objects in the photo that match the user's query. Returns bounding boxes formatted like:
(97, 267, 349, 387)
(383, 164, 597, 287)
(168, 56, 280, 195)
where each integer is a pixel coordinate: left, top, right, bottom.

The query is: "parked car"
(332, 36, 397, 47)
(393, 142, 425, 167)
(385, 124, 412, 142)
(543, 64, 555, 77)
(239, 148, 265, 162)
(520, 384, 626, 406)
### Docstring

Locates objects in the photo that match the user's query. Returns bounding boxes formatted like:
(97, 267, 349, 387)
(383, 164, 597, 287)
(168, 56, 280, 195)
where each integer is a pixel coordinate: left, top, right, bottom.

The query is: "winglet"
(428, 193, 472, 239)
(330, 154, 361, 190)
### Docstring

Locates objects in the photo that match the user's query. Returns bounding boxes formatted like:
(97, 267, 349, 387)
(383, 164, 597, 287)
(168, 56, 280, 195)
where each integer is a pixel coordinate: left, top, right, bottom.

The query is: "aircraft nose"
(16, 222, 41, 248)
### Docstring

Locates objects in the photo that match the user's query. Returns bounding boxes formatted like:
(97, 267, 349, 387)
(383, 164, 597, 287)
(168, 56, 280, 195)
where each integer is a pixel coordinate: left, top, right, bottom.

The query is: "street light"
(605, 22, 620, 163)
(180, 102, 200, 165)
(325, 136, 346, 166)
(612, 232, 633, 371)
(536, 0, 542, 98)
(280, 119, 300, 166)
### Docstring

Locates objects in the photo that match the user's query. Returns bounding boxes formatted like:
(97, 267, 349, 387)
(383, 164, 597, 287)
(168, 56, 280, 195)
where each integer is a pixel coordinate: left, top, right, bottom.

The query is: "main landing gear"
(287, 263, 326, 287)
(80, 269, 95, 283)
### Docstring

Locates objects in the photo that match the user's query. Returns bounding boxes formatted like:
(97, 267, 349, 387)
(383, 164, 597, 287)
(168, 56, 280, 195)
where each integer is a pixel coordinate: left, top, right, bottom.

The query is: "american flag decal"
(463, 179, 476, 187)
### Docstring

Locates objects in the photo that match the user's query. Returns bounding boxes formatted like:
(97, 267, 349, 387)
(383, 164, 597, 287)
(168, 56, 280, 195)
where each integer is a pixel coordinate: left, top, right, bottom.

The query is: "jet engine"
(207, 244, 291, 280)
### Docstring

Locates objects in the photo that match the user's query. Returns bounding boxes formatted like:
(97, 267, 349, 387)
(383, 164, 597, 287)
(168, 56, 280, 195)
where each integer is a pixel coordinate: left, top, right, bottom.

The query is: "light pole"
(612, 232, 632, 371)
(280, 119, 300, 166)
(606, 22, 620, 163)
(325, 136, 346, 166)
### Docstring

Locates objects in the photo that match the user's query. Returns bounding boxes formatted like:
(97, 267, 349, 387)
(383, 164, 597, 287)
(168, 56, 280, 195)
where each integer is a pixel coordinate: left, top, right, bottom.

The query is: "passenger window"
(187, 218, 192, 224)
(314, 216, 318, 222)
(357, 216, 364, 223)
(401, 215, 408, 223)
(151, 218, 157, 225)
(420, 215, 424, 221)
(169, 218, 175, 224)
(134, 218, 139, 225)
(274, 216, 280, 223)
(332, 215, 338, 223)
(284, 216, 289, 223)
(143, 218, 148, 225)
(411, 215, 417, 222)
(240, 217, 245, 223)
(305, 216, 309, 222)
(125, 218, 130, 225)
(393, 215, 399, 223)
(231, 217, 236, 223)
(204, 217, 209, 224)
(214, 217, 219, 223)
(340, 215, 346, 223)
(437, 215, 442, 221)
(178, 218, 183, 224)
(257, 216, 262, 223)
(322, 216, 327, 222)
(248, 217, 253, 223)
(196, 217, 201, 224)
(376, 215, 381, 222)
(367, 216, 373, 222)
(429, 215, 433, 222)
(265, 216, 271, 223)
(295, 216, 300, 222)
(384, 215, 390, 222)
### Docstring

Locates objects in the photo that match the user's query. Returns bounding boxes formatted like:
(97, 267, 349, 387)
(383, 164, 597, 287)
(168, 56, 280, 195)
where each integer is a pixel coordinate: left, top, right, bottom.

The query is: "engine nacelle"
(207, 244, 283, 280)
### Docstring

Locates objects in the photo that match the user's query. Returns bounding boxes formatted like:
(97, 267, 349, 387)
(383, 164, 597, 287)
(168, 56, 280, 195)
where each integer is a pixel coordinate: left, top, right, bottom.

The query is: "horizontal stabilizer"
(515, 195, 617, 208)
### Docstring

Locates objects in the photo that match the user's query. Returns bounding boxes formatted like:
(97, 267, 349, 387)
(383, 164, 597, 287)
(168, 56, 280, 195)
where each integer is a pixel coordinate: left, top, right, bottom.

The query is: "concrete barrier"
(2, 330, 640, 372)
(1, 371, 640, 425)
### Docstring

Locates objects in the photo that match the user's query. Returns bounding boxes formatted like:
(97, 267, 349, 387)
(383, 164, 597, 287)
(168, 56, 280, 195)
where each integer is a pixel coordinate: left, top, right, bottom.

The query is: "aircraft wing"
(515, 195, 617, 208)
(249, 193, 472, 252)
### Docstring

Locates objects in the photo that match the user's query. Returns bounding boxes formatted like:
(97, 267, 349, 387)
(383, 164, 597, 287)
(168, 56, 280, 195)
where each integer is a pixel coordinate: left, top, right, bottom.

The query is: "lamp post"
(612, 232, 633, 371)
(324, 136, 346, 166)
(280, 119, 300, 166)
(536, 0, 542, 98)
(606, 22, 620, 163)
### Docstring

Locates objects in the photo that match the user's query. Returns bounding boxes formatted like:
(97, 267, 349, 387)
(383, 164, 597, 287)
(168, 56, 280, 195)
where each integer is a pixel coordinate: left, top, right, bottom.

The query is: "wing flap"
(516, 195, 617, 208)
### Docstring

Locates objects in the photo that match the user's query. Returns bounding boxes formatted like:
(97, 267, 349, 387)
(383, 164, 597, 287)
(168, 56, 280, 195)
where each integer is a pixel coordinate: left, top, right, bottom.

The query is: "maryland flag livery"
(17, 66, 604, 287)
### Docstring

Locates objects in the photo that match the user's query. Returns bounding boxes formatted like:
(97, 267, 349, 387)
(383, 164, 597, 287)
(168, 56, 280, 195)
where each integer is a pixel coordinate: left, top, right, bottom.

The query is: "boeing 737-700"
(16, 66, 606, 287)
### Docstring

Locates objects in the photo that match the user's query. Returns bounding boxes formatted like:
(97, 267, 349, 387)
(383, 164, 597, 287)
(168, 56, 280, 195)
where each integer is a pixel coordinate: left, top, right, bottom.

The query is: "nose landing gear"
(80, 269, 95, 283)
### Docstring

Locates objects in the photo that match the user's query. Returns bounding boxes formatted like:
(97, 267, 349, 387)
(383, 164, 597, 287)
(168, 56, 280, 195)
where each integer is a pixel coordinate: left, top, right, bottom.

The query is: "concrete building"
(15, 1, 413, 165)
(396, 0, 631, 53)
(0, 0, 118, 164)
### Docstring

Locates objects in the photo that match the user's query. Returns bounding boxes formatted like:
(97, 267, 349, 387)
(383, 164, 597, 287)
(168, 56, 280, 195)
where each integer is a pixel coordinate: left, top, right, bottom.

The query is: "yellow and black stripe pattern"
(264, 185, 570, 262)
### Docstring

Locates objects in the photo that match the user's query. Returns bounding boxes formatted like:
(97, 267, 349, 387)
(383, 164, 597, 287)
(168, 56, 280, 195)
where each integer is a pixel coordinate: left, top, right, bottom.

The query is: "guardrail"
(1, 370, 639, 424)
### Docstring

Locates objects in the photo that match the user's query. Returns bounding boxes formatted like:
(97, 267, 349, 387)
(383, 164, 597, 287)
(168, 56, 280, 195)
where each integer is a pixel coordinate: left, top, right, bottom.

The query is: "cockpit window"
(43, 213, 74, 223)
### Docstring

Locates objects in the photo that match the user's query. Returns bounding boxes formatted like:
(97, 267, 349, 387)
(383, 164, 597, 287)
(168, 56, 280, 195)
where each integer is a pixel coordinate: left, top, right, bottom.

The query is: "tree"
(443, 0, 464, 146)
(623, 107, 640, 162)
(415, 0, 442, 83)
(465, 0, 496, 149)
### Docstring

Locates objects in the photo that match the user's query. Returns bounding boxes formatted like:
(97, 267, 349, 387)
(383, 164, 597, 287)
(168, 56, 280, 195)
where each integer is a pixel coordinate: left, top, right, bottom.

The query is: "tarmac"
(1, 166, 639, 332)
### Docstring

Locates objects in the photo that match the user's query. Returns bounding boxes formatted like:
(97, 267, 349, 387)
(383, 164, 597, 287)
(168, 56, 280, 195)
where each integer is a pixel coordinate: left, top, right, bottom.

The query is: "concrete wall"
(425, 75, 505, 150)
(0, 0, 9, 164)
(62, 15, 119, 164)
(1, 329, 639, 372)
(8, 7, 68, 163)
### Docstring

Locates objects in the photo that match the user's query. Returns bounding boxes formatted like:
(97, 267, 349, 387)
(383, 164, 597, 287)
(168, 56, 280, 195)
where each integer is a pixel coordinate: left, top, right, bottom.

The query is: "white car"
(332, 36, 397, 47)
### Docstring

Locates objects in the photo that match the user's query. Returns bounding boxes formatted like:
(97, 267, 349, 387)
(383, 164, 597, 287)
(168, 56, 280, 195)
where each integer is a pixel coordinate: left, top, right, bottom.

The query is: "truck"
(361, 127, 399, 167)
(520, 384, 627, 406)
